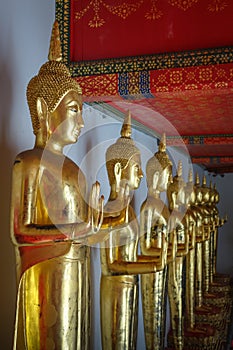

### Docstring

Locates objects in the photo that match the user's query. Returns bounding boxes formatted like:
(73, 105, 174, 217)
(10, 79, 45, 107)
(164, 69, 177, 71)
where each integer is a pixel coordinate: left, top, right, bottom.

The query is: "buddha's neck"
(34, 134, 64, 154)
(109, 187, 123, 201)
(148, 187, 160, 198)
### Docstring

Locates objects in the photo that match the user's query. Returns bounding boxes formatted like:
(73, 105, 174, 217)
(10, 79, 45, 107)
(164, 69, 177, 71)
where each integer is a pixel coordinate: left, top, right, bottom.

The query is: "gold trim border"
(56, 0, 233, 77)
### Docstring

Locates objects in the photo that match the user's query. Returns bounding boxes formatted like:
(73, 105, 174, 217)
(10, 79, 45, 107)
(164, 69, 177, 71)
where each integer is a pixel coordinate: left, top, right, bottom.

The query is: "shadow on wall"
(0, 55, 17, 348)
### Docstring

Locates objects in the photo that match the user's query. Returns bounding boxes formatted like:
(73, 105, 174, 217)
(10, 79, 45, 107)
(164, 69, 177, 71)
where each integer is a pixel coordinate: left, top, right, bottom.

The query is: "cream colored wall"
(0, 1, 232, 349)
(0, 1, 55, 348)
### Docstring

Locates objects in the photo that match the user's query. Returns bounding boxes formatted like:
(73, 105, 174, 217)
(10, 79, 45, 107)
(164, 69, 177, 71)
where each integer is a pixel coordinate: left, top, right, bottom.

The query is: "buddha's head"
(194, 173, 203, 205)
(213, 183, 220, 204)
(208, 181, 216, 205)
(200, 175, 210, 204)
(146, 133, 172, 193)
(184, 169, 196, 206)
(27, 21, 82, 144)
(105, 111, 143, 192)
(167, 161, 185, 210)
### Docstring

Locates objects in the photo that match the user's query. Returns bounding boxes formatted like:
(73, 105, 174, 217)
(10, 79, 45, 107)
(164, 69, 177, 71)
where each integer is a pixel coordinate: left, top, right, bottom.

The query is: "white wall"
(0, 1, 232, 349)
(213, 174, 233, 276)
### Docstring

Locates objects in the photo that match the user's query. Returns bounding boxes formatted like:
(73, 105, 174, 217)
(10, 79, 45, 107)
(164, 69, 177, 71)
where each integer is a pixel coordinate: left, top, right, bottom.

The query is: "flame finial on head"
(177, 160, 182, 177)
(159, 133, 166, 152)
(202, 175, 207, 187)
(195, 173, 200, 185)
(48, 21, 62, 62)
(188, 168, 193, 183)
(121, 110, 132, 138)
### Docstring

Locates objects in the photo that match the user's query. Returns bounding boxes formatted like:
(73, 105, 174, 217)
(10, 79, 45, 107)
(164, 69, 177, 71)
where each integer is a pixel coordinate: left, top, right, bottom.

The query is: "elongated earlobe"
(152, 171, 159, 190)
(37, 97, 47, 119)
(114, 162, 122, 192)
(36, 97, 50, 142)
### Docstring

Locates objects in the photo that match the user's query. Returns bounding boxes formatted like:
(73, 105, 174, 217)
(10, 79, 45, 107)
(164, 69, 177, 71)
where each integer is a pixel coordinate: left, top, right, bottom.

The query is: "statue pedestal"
(167, 323, 220, 350)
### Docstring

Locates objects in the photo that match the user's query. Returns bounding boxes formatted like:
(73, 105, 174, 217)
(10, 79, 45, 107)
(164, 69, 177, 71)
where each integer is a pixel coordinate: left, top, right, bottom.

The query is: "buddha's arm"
(11, 158, 98, 245)
(167, 229, 177, 263)
(140, 207, 166, 257)
(183, 212, 195, 250)
(202, 208, 212, 239)
(188, 219, 196, 249)
(137, 249, 167, 271)
(104, 246, 158, 275)
(103, 228, 167, 275)
(193, 210, 205, 242)
(195, 225, 204, 243)
(176, 220, 189, 257)
(106, 260, 158, 275)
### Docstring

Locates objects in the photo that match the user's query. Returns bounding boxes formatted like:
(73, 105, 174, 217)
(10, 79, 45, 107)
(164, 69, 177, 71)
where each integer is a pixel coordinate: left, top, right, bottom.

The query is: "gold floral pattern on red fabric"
(75, 0, 144, 28)
(208, 0, 229, 12)
(168, 0, 198, 11)
(145, 0, 163, 20)
(74, 0, 230, 28)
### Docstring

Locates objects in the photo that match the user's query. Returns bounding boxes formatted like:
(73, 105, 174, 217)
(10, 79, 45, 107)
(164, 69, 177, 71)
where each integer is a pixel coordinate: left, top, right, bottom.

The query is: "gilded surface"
(99, 113, 168, 350)
(183, 170, 196, 330)
(140, 134, 175, 350)
(167, 161, 188, 350)
(10, 22, 103, 350)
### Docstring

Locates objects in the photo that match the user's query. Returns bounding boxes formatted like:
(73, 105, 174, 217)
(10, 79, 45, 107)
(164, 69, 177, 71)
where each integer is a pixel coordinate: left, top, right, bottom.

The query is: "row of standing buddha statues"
(10, 21, 232, 349)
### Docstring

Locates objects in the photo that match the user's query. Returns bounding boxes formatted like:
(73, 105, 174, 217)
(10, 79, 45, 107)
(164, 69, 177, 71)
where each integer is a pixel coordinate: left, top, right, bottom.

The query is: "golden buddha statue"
(199, 177, 228, 304)
(200, 175, 213, 298)
(183, 171, 216, 348)
(10, 22, 104, 350)
(192, 175, 226, 350)
(167, 161, 189, 350)
(192, 173, 207, 312)
(99, 112, 168, 350)
(207, 181, 216, 286)
(183, 169, 196, 331)
(211, 184, 229, 285)
(139, 133, 176, 350)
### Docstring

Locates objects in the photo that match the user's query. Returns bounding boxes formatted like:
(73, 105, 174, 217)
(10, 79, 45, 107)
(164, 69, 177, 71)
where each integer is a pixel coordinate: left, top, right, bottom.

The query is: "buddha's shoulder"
(13, 148, 43, 167)
(141, 196, 165, 209)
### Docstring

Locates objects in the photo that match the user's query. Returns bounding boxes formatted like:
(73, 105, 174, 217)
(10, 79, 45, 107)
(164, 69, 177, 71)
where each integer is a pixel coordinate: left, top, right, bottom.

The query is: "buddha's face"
(185, 185, 196, 206)
(202, 191, 210, 204)
(209, 191, 215, 204)
(157, 166, 170, 192)
(48, 90, 83, 147)
(177, 184, 185, 206)
(195, 188, 202, 204)
(122, 154, 143, 190)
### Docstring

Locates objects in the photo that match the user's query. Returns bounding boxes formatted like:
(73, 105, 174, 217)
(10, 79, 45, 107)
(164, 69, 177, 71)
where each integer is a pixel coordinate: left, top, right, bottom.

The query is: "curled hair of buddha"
(27, 20, 82, 134)
(146, 133, 172, 186)
(105, 111, 140, 183)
